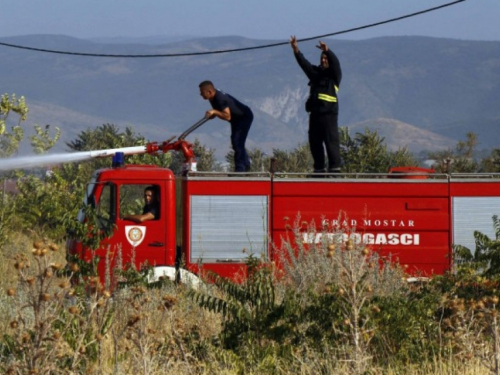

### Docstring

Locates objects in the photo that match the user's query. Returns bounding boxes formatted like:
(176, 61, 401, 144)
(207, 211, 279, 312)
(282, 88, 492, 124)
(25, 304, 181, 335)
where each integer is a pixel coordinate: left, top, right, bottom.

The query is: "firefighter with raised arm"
(290, 36, 342, 176)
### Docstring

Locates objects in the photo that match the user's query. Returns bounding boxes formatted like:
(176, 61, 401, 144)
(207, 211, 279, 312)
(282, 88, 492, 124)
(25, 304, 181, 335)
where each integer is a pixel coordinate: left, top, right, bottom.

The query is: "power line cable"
(0, 0, 467, 58)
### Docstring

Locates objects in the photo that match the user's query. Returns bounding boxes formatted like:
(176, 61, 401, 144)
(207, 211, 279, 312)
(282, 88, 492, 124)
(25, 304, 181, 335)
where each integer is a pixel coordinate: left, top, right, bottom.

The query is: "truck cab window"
(120, 184, 160, 223)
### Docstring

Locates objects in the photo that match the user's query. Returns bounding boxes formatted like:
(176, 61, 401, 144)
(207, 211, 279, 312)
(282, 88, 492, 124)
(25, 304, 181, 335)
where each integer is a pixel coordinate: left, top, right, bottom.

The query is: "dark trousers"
(308, 112, 341, 172)
(231, 112, 253, 172)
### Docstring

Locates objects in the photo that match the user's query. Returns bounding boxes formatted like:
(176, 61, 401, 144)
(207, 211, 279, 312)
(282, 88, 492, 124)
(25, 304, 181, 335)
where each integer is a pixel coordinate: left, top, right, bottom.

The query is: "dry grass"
(0, 231, 496, 374)
(0, 232, 67, 335)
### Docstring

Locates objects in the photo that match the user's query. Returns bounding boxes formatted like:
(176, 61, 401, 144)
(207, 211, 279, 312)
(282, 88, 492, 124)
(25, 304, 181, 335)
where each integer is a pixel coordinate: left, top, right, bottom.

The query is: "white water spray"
(0, 146, 148, 172)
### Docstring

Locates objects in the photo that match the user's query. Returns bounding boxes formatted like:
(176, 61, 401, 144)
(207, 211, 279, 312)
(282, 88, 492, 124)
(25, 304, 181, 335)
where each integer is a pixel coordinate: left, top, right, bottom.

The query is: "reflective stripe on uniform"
(317, 93, 337, 102)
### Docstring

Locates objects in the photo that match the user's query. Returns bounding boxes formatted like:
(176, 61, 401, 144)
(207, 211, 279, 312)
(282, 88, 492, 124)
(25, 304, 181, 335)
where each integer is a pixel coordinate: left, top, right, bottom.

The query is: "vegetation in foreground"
(2, 222, 500, 374)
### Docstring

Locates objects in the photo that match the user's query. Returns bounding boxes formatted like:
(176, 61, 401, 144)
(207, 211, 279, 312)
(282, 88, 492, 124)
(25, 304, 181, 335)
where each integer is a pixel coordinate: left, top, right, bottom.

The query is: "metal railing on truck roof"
(184, 170, 500, 181)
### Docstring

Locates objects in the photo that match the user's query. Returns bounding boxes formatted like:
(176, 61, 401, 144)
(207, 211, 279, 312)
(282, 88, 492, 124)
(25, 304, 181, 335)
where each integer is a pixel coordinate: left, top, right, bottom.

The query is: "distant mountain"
(1, 34, 499, 159)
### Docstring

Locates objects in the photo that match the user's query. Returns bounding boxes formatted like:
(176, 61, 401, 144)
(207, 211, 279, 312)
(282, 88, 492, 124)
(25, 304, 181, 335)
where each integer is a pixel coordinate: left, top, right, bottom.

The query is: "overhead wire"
(0, 0, 467, 58)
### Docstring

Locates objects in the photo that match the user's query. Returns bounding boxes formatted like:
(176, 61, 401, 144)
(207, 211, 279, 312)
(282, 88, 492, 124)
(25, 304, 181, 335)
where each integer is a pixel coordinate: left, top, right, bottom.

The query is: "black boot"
(327, 168, 341, 178)
(307, 169, 326, 178)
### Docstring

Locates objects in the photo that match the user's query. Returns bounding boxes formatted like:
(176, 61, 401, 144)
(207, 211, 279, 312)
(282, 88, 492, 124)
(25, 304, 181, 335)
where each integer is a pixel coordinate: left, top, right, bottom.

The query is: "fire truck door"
(115, 183, 167, 269)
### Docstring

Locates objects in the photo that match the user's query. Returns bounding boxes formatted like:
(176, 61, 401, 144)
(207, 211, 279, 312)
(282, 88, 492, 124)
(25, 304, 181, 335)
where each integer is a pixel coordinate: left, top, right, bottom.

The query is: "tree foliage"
(425, 132, 500, 174)
(30, 124, 61, 155)
(13, 172, 82, 240)
(268, 143, 312, 174)
(0, 94, 28, 158)
(480, 148, 500, 173)
(228, 127, 417, 175)
(0, 93, 29, 249)
(190, 256, 286, 350)
(427, 132, 479, 173)
(454, 215, 500, 277)
(9, 122, 70, 241)
(225, 148, 279, 173)
(340, 127, 417, 173)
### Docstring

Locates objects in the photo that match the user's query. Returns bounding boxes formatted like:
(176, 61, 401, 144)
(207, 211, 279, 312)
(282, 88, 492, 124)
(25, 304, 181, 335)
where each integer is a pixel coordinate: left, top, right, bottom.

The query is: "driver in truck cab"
(122, 186, 159, 223)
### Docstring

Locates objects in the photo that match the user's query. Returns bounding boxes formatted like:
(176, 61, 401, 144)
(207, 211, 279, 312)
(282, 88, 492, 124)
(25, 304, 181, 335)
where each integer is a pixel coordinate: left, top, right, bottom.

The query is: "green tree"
(66, 123, 139, 151)
(340, 127, 416, 173)
(454, 215, 500, 277)
(0, 94, 29, 249)
(30, 124, 61, 155)
(1, 96, 65, 245)
(427, 132, 479, 173)
(226, 128, 416, 175)
(247, 148, 273, 172)
(190, 257, 285, 351)
(12, 172, 82, 240)
(479, 148, 500, 173)
(269, 143, 312, 174)
(11, 125, 69, 240)
(224, 145, 311, 174)
(0, 93, 28, 158)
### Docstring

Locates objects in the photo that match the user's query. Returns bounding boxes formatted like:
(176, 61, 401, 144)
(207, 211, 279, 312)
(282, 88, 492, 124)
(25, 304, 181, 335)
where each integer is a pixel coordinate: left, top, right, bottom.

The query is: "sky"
(1, 0, 499, 42)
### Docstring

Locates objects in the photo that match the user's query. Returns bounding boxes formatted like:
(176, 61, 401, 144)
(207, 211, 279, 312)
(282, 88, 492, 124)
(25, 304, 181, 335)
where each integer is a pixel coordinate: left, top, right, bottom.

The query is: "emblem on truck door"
(125, 226, 146, 247)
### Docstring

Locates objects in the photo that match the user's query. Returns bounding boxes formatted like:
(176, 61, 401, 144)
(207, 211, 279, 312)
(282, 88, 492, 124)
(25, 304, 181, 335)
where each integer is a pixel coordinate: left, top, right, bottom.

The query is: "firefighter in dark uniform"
(290, 36, 342, 175)
(199, 80, 253, 172)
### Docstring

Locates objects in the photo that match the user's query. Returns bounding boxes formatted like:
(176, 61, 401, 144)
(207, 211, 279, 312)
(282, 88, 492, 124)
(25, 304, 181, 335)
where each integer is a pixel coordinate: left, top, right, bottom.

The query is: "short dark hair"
(199, 80, 214, 89)
(144, 186, 158, 199)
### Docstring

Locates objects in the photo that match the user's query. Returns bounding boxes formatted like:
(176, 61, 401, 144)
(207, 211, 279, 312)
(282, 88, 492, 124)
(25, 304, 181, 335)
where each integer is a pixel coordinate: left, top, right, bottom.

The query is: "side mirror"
(87, 195, 96, 208)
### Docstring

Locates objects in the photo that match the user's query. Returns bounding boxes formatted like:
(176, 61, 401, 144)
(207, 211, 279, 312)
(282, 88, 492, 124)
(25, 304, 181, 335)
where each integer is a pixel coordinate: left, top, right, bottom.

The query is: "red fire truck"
(66, 131, 500, 285)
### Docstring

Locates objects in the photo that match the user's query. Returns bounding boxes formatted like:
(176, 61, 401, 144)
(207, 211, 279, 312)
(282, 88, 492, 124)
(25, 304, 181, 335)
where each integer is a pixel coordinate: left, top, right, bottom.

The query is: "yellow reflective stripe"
(334, 85, 339, 93)
(317, 93, 337, 102)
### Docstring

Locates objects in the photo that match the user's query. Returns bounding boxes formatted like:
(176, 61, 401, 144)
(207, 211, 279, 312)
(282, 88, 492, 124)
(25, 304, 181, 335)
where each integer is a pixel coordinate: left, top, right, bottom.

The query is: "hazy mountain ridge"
(345, 118, 456, 153)
(1, 35, 499, 159)
(254, 86, 307, 125)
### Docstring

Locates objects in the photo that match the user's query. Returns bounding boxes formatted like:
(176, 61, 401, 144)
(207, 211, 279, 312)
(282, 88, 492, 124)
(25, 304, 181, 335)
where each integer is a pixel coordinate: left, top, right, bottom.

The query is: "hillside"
(345, 118, 456, 153)
(1, 35, 499, 159)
